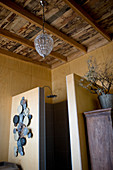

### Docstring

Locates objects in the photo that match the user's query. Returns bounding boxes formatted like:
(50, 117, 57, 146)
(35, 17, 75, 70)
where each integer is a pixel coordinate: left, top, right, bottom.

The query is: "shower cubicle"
(8, 87, 72, 170)
(8, 73, 95, 170)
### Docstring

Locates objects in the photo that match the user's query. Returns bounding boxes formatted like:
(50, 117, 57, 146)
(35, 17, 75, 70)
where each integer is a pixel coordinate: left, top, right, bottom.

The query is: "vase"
(98, 94, 113, 109)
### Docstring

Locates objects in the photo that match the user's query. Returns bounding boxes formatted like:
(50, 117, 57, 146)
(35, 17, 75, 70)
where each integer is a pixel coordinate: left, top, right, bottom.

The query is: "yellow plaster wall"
(52, 41, 113, 103)
(74, 74, 98, 170)
(0, 54, 51, 162)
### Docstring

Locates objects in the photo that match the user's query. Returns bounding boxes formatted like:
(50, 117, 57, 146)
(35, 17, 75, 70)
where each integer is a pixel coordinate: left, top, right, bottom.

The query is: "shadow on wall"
(46, 101, 72, 170)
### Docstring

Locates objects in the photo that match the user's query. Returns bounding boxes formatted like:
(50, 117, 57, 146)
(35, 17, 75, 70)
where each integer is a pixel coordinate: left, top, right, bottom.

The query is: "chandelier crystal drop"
(34, 0, 53, 58)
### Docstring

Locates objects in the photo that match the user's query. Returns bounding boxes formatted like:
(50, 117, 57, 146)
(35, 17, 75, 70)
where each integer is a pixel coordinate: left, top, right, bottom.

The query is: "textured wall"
(52, 41, 113, 103)
(0, 54, 51, 162)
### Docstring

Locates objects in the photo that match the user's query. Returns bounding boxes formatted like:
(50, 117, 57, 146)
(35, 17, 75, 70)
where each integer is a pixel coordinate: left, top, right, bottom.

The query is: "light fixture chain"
(42, 1, 45, 34)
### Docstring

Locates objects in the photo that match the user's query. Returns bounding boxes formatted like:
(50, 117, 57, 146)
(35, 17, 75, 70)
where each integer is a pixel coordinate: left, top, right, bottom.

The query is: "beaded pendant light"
(34, 0, 53, 58)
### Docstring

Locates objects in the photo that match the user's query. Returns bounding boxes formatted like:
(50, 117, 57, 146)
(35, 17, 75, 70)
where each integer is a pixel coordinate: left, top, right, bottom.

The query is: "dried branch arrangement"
(80, 56, 113, 96)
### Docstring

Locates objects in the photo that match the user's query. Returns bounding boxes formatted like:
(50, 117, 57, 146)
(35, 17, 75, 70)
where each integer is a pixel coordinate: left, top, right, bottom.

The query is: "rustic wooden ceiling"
(0, 0, 113, 69)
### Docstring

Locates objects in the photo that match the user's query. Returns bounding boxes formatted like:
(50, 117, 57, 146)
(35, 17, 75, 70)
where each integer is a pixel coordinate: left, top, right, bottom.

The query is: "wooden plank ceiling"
(0, 0, 113, 69)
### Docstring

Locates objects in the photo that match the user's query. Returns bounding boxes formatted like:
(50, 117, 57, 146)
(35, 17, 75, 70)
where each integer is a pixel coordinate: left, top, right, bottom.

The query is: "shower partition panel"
(66, 74, 98, 170)
(8, 87, 46, 170)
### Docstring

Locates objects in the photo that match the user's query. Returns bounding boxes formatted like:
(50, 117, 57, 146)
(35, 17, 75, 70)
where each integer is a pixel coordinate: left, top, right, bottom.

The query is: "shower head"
(46, 94, 57, 98)
(42, 86, 57, 98)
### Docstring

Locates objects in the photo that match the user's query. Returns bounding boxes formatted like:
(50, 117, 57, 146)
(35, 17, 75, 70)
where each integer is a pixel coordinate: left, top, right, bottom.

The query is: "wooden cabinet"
(84, 108, 113, 170)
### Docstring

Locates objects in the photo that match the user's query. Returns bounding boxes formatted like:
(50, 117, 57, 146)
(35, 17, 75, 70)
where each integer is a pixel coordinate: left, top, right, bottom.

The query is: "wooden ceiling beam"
(0, 0, 87, 53)
(49, 51, 67, 62)
(0, 48, 51, 68)
(63, 0, 111, 41)
(0, 28, 34, 49)
(0, 28, 67, 62)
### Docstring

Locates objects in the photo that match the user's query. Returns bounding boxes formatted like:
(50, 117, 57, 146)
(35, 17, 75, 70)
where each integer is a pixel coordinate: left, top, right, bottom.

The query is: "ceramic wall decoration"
(13, 97, 33, 157)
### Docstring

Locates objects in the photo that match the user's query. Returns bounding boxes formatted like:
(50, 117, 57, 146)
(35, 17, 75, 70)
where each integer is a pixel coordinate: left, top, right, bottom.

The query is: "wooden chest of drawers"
(84, 108, 113, 170)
